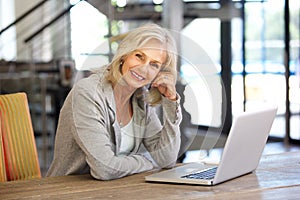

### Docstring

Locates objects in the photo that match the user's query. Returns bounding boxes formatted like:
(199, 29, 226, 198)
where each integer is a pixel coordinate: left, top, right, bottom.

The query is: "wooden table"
(1, 151, 300, 200)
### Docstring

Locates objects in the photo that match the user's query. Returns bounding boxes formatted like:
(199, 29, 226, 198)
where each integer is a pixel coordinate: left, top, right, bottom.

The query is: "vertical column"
(162, 0, 183, 31)
(221, 21, 232, 134)
(162, 0, 184, 160)
(284, 0, 290, 144)
(162, 0, 183, 71)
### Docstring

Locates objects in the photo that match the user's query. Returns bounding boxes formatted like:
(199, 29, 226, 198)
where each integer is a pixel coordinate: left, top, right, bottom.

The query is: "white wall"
(0, 0, 16, 60)
(1, 0, 71, 61)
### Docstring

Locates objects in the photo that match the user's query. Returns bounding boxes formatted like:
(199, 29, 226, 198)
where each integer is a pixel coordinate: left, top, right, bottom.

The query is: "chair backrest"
(0, 92, 41, 181)
(0, 119, 6, 181)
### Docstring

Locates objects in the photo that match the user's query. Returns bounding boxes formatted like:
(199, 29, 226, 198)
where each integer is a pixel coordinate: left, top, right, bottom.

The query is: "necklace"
(112, 83, 134, 127)
(116, 101, 132, 127)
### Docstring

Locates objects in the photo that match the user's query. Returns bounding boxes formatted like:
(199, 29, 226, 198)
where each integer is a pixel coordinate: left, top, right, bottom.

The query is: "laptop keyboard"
(181, 167, 218, 180)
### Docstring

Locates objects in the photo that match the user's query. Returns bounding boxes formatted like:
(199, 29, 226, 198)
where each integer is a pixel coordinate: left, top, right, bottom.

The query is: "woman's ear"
(119, 59, 124, 73)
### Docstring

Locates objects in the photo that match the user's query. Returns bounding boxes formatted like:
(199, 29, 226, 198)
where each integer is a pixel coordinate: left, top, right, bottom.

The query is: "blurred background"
(0, 0, 299, 175)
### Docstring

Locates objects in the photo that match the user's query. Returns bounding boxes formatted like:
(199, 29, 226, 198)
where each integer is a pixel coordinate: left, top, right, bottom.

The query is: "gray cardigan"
(46, 67, 182, 180)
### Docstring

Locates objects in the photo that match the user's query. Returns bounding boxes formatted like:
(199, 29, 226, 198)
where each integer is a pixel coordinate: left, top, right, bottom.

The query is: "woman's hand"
(151, 70, 177, 101)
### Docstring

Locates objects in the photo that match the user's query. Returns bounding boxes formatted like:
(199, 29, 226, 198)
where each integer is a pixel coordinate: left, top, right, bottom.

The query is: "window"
(70, 0, 109, 70)
(234, 0, 300, 141)
(181, 18, 222, 128)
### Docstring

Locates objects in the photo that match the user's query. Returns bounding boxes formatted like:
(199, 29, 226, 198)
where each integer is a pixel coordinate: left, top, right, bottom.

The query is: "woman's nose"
(138, 62, 150, 72)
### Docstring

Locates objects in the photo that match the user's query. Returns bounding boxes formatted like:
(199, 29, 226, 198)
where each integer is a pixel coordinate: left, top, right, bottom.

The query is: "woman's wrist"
(166, 93, 178, 102)
(169, 95, 177, 101)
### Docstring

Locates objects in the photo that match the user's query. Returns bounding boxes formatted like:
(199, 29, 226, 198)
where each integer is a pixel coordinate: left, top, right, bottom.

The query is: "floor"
(182, 142, 300, 164)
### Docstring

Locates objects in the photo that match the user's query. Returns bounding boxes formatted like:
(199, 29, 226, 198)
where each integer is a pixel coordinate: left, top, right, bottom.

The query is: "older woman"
(47, 23, 182, 180)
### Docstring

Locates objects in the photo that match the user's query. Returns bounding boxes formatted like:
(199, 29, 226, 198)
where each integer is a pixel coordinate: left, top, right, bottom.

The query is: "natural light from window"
(70, 0, 109, 70)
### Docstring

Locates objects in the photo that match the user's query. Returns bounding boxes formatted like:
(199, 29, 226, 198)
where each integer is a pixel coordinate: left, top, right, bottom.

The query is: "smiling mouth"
(130, 70, 145, 81)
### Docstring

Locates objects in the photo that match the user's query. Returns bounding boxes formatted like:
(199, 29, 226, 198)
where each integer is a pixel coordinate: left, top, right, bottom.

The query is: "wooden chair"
(0, 92, 41, 181)
(0, 119, 6, 181)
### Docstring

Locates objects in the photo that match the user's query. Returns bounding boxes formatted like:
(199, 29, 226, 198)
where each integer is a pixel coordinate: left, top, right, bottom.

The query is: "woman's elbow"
(90, 167, 119, 181)
(91, 171, 116, 181)
(155, 155, 177, 169)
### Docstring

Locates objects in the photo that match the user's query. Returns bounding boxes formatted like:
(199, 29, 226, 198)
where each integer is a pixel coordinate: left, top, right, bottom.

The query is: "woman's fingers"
(152, 72, 176, 100)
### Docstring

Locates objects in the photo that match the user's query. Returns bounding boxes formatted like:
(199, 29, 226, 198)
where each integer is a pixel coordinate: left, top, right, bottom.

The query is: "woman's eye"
(150, 62, 160, 69)
(135, 53, 144, 60)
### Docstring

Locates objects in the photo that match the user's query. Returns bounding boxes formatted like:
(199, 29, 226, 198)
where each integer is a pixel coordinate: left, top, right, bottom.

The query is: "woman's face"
(120, 40, 167, 89)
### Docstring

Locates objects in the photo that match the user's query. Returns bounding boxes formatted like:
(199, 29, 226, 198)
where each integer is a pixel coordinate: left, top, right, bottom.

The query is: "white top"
(119, 118, 135, 155)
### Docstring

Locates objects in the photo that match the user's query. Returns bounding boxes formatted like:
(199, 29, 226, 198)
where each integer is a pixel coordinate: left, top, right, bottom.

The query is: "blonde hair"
(106, 23, 178, 106)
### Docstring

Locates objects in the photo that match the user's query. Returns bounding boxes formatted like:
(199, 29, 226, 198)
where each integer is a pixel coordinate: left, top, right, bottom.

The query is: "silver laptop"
(145, 106, 277, 185)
